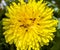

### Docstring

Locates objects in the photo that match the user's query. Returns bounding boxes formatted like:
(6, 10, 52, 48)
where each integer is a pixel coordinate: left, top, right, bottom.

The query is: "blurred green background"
(0, 0, 60, 50)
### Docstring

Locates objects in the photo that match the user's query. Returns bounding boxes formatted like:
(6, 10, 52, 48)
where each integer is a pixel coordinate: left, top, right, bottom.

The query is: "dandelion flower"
(3, 0, 58, 50)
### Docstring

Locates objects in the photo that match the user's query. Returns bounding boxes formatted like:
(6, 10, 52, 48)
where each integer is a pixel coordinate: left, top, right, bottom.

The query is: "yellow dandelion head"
(3, 0, 58, 50)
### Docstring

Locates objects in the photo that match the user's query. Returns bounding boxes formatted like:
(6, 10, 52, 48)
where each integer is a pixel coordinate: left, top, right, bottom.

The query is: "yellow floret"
(3, 0, 58, 50)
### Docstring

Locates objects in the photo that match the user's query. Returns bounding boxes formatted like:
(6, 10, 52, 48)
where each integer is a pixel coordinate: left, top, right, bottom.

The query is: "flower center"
(19, 18, 36, 28)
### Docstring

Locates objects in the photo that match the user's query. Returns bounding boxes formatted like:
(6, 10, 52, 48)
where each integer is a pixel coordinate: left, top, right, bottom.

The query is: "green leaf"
(51, 37, 60, 50)
(0, 9, 5, 20)
(57, 18, 60, 29)
(56, 29, 60, 37)
(0, 21, 3, 37)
